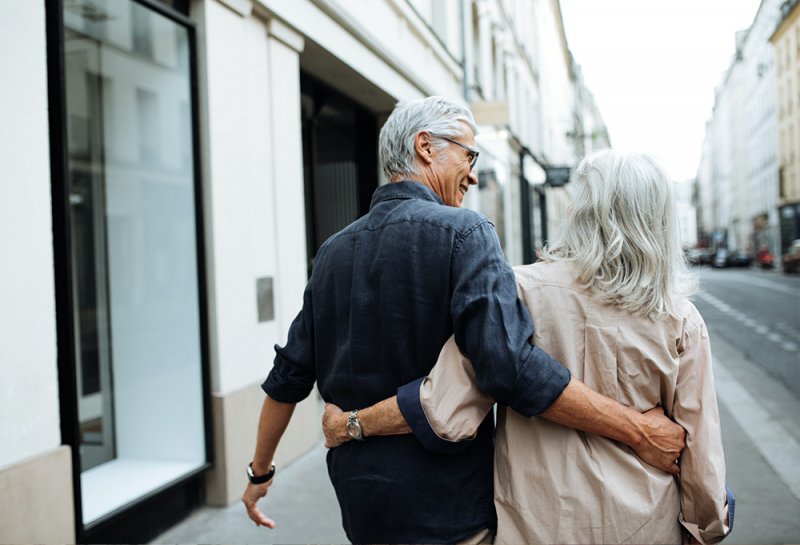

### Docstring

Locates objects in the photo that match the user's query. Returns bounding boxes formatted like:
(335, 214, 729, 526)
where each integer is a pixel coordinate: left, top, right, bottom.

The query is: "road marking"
(700, 269, 800, 297)
(714, 359, 800, 501)
(697, 291, 798, 354)
(782, 342, 798, 352)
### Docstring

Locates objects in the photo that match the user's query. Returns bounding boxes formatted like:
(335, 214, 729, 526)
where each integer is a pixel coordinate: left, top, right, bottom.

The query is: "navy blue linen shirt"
(262, 181, 570, 544)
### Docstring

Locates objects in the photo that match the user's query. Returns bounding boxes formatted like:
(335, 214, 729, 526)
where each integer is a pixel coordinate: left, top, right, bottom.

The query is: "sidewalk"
(151, 442, 347, 544)
(153, 334, 800, 544)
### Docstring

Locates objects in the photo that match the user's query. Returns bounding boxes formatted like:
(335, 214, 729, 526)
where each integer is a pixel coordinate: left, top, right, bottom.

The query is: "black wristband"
(247, 462, 276, 484)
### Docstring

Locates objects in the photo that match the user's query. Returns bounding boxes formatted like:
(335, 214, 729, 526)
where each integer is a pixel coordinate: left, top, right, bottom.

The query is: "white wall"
(536, 0, 573, 165)
(256, 0, 453, 101)
(199, 1, 284, 396)
(0, 1, 61, 468)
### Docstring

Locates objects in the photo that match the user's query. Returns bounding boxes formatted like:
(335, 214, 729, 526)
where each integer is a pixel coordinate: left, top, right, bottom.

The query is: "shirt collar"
(369, 180, 444, 209)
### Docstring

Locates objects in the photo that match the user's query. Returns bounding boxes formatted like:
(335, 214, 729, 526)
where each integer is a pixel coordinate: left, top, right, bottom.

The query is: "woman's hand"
(322, 403, 352, 448)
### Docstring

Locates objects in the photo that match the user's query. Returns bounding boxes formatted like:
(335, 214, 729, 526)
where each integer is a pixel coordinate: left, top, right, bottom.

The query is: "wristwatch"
(247, 462, 276, 484)
(346, 409, 364, 441)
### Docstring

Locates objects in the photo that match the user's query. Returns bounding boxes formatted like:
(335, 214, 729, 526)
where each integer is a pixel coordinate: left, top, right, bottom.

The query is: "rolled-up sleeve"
(262, 280, 317, 403)
(397, 222, 570, 451)
(673, 316, 734, 544)
(398, 337, 495, 453)
(449, 222, 570, 416)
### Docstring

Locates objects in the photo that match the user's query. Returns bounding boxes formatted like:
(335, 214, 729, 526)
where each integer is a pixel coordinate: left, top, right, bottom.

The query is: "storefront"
(2, 1, 589, 542)
(779, 202, 800, 254)
(47, 0, 211, 540)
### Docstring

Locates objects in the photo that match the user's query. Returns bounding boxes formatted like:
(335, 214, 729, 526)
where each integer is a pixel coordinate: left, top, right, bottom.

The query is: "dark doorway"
(301, 73, 379, 275)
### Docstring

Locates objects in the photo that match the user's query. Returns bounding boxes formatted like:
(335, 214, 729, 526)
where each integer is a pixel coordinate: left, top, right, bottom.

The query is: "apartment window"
(54, 0, 208, 537)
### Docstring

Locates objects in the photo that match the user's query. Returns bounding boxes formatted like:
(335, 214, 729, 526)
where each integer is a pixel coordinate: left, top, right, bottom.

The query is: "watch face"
(347, 418, 363, 440)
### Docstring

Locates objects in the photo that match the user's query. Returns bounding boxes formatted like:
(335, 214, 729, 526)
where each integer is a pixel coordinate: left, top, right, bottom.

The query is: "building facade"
(697, 0, 797, 258)
(744, 0, 784, 255)
(771, 0, 800, 252)
(0, 0, 602, 542)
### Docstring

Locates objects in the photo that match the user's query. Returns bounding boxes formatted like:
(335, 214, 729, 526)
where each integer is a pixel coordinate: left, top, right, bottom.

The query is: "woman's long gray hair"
(540, 149, 697, 319)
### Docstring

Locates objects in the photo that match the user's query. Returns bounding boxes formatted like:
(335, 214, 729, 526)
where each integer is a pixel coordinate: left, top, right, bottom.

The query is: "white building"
(743, 0, 783, 255)
(696, 0, 785, 254)
(1, 0, 599, 542)
(674, 180, 699, 248)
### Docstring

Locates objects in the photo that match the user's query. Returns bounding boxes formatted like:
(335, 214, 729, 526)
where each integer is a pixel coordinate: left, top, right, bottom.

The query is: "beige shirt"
(420, 261, 731, 544)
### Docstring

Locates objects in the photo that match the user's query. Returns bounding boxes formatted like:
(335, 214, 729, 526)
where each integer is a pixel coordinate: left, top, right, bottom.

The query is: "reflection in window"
(63, 0, 205, 525)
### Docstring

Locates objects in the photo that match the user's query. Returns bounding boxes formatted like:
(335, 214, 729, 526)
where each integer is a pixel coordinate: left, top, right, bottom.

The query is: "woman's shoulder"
(512, 260, 587, 292)
(673, 297, 706, 328)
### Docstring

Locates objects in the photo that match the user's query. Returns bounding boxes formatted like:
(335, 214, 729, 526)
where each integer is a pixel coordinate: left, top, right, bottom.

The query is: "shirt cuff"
(397, 378, 472, 454)
(261, 368, 311, 403)
(725, 486, 735, 537)
(506, 345, 571, 416)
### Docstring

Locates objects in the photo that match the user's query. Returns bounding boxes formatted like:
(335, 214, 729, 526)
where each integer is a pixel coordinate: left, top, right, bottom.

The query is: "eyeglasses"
(430, 134, 479, 170)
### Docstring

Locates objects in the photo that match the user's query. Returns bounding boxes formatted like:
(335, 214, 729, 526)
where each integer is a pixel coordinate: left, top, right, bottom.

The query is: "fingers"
(242, 483, 276, 529)
(245, 501, 276, 528)
(322, 404, 349, 449)
(643, 406, 666, 417)
(664, 460, 681, 476)
(249, 507, 276, 529)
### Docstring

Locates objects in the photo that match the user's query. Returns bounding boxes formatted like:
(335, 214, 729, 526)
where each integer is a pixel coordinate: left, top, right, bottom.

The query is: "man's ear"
(414, 131, 434, 167)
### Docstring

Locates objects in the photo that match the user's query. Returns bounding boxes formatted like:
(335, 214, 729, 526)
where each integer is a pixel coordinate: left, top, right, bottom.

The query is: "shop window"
(60, 0, 207, 528)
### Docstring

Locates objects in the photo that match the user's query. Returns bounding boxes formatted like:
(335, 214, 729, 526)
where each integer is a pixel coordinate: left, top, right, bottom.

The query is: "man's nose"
(468, 170, 478, 185)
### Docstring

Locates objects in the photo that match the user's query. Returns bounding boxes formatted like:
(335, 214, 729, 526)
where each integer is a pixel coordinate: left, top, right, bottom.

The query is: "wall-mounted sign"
(545, 166, 571, 187)
(470, 100, 510, 125)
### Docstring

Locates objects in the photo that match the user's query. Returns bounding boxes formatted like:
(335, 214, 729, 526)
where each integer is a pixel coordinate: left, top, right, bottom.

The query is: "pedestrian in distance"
(243, 97, 686, 544)
(325, 149, 735, 544)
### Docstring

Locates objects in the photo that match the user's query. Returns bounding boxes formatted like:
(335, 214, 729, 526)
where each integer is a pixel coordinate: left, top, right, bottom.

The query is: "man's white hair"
(540, 149, 697, 319)
(379, 96, 478, 181)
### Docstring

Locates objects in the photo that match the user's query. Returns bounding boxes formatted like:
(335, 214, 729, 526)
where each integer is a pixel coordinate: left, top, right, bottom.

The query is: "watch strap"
(347, 409, 364, 441)
(248, 462, 276, 484)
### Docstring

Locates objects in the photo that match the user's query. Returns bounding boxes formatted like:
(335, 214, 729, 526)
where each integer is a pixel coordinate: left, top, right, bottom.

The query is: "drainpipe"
(459, 0, 470, 100)
(518, 147, 534, 263)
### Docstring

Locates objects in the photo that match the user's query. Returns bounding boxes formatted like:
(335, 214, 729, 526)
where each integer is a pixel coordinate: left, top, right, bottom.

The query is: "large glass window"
(62, 0, 205, 525)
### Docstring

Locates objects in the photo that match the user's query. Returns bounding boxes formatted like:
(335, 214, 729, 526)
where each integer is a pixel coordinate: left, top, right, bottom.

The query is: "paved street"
(154, 267, 800, 544)
(693, 266, 800, 544)
(694, 267, 800, 390)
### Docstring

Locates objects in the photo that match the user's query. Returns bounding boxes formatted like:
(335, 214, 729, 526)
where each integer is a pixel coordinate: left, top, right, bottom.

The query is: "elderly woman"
(326, 150, 734, 544)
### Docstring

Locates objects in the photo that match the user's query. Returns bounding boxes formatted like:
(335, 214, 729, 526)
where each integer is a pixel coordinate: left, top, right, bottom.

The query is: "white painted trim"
(216, 0, 253, 18)
(267, 17, 305, 53)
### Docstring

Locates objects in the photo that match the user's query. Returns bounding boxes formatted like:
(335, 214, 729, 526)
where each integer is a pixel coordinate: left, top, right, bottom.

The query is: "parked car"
(711, 248, 754, 268)
(756, 245, 775, 269)
(712, 248, 728, 268)
(687, 247, 714, 266)
(727, 250, 753, 268)
(783, 240, 800, 273)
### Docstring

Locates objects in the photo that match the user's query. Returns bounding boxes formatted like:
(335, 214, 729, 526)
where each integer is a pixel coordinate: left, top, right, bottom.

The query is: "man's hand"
(242, 480, 276, 528)
(322, 403, 352, 448)
(631, 406, 686, 475)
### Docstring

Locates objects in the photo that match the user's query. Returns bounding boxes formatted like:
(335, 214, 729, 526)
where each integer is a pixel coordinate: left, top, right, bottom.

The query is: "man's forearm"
(541, 378, 685, 474)
(323, 396, 410, 448)
(359, 396, 411, 437)
(251, 396, 296, 473)
(540, 379, 639, 444)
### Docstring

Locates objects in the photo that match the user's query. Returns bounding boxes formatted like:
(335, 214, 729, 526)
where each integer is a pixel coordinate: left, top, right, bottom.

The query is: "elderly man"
(242, 96, 684, 544)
